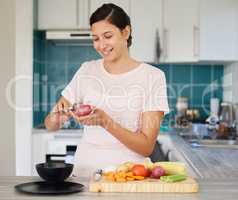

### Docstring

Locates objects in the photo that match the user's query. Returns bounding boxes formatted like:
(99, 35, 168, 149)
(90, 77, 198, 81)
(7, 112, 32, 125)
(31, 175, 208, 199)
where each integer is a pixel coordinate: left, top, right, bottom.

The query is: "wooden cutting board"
(89, 176, 199, 193)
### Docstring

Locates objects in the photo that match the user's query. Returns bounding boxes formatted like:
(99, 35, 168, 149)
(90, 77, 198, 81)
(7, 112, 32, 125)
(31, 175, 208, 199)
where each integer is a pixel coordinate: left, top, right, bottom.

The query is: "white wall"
(15, 0, 33, 175)
(0, 0, 33, 176)
(0, 0, 16, 176)
(223, 62, 238, 103)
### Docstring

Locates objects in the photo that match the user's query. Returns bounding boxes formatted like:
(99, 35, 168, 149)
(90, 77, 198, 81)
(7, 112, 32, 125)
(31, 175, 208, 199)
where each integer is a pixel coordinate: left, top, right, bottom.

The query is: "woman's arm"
(104, 111, 164, 157)
(44, 96, 72, 132)
(69, 109, 164, 157)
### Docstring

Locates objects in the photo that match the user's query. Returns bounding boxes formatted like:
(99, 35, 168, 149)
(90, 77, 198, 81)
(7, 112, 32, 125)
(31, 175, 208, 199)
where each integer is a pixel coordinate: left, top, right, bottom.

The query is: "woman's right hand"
(45, 96, 72, 131)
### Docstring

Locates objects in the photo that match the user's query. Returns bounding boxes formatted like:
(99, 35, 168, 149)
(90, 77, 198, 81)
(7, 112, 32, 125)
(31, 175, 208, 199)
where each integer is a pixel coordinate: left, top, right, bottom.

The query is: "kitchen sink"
(176, 124, 238, 149)
(180, 134, 238, 149)
(187, 139, 238, 149)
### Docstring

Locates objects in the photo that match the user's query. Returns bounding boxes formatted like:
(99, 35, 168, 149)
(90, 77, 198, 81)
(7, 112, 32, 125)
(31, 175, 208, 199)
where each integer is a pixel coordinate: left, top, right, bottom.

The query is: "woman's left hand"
(69, 107, 112, 127)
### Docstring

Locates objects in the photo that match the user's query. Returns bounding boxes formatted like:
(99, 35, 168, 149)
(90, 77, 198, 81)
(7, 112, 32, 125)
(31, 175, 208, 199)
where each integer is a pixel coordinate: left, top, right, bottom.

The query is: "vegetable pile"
(102, 160, 187, 183)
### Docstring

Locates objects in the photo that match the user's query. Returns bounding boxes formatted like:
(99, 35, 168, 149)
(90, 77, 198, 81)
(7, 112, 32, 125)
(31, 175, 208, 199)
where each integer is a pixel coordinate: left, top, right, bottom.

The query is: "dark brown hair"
(90, 3, 132, 48)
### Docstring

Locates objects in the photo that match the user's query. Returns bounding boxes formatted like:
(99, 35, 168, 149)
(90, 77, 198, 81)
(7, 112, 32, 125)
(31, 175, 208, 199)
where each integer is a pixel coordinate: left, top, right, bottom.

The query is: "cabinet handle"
(163, 29, 169, 59)
(193, 26, 200, 57)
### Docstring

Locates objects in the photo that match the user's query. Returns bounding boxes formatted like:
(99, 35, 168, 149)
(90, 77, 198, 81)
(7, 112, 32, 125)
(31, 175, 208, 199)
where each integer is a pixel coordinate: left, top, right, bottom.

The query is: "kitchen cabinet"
(199, 0, 238, 61)
(130, 0, 163, 63)
(38, 0, 90, 30)
(38, 0, 130, 30)
(163, 0, 199, 63)
(163, 0, 238, 63)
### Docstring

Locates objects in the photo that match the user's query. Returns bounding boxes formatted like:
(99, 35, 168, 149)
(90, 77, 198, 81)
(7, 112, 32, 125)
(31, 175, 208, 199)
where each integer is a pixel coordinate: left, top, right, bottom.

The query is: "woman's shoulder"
(141, 63, 165, 77)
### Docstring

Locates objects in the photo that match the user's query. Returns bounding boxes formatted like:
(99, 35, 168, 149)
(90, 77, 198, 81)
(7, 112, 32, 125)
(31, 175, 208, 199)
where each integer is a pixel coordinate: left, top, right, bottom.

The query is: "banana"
(116, 162, 134, 173)
(142, 158, 154, 170)
(153, 162, 187, 175)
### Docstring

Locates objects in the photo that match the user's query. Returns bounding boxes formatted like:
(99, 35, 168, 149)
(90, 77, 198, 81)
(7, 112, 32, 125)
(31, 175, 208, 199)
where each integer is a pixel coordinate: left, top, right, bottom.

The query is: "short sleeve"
(61, 63, 87, 104)
(142, 71, 169, 114)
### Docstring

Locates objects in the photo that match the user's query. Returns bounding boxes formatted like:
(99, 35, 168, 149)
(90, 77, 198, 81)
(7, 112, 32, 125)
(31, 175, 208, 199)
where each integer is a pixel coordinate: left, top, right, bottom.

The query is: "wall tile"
(46, 63, 67, 83)
(192, 85, 212, 106)
(86, 47, 101, 60)
(212, 65, 223, 85)
(47, 82, 67, 110)
(33, 111, 40, 127)
(193, 65, 211, 84)
(33, 76, 40, 111)
(156, 64, 170, 83)
(33, 39, 38, 61)
(46, 41, 67, 63)
(172, 64, 191, 84)
(68, 46, 89, 63)
(67, 63, 81, 82)
(212, 85, 223, 100)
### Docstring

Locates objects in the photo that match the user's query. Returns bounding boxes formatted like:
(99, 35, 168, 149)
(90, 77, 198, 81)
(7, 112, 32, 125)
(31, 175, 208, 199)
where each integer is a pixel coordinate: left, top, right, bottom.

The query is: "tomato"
(132, 164, 150, 177)
(74, 104, 92, 117)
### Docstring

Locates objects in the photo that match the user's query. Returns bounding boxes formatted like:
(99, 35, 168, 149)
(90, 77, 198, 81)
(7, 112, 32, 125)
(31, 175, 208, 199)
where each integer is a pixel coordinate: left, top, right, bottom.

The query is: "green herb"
(160, 174, 187, 182)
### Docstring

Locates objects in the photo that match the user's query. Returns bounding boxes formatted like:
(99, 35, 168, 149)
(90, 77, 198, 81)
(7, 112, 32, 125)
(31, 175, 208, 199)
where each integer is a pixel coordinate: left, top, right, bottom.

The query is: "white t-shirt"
(61, 59, 169, 176)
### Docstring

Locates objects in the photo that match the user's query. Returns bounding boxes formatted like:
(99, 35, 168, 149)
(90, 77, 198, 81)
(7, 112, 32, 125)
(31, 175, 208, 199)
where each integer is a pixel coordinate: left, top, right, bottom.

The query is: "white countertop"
(163, 132, 238, 179)
(1, 176, 238, 200)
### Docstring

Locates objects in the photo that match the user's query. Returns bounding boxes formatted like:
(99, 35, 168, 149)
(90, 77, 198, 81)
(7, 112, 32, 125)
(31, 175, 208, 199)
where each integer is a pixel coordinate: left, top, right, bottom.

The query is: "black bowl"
(36, 162, 73, 182)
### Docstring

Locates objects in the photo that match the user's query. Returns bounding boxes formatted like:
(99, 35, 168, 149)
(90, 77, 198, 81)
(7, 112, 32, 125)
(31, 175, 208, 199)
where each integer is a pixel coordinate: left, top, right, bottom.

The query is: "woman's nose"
(99, 40, 106, 50)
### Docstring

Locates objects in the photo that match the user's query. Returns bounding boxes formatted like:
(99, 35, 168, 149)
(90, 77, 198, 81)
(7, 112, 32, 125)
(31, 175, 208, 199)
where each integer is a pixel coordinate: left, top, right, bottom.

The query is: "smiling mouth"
(101, 48, 113, 56)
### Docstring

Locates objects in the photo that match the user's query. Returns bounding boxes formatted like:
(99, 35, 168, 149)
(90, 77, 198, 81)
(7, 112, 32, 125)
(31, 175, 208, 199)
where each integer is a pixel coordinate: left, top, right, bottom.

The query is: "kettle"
(217, 102, 233, 138)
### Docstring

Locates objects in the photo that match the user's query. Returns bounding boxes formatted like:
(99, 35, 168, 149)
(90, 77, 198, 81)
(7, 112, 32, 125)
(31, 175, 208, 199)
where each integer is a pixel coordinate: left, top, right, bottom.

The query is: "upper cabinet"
(38, 0, 130, 30)
(38, 0, 90, 30)
(130, 0, 163, 63)
(199, 0, 238, 61)
(163, 0, 199, 63)
(37, 0, 238, 62)
(162, 0, 238, 63)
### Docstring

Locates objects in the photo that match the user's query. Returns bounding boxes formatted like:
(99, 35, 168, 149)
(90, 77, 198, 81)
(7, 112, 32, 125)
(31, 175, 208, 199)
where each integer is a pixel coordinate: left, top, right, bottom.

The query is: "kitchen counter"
(160, 132, 238, 179)
(1, 176, 238, 200)
(32, 128, 84, 135)
(32, 128, 238, 179)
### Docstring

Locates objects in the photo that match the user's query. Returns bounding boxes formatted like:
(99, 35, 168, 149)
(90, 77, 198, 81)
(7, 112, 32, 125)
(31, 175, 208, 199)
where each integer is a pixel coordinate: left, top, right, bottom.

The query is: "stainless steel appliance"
(217, 102, 234, 139)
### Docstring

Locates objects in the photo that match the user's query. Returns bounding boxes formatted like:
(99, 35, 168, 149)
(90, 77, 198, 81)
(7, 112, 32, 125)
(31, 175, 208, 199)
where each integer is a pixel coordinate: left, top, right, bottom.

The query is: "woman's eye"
(105, 35, 112, 39)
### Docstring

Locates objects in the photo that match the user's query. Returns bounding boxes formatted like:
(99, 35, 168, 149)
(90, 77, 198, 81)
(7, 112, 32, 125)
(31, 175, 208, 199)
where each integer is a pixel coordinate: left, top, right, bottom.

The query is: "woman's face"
(91, 20, 129, 62)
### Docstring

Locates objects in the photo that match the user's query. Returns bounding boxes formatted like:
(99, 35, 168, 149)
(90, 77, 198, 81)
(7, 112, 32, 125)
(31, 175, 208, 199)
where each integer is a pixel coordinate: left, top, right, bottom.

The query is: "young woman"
(44, 3, 169, 177)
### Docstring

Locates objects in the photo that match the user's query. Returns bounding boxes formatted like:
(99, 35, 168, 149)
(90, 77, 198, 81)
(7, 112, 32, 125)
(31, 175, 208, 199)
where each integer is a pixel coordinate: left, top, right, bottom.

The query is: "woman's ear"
(122, 25, 131, 40)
